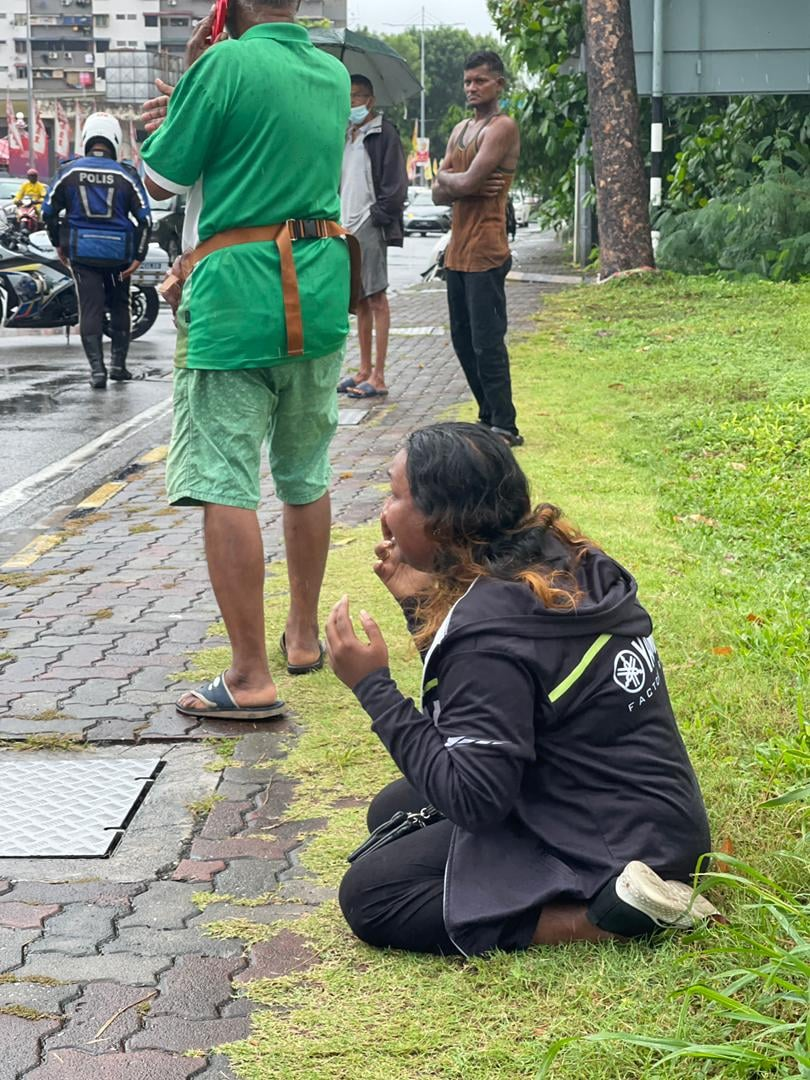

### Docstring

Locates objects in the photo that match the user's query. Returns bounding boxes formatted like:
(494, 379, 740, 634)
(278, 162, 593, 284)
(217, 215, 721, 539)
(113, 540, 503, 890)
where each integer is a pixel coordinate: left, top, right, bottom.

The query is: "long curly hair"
(404, 423, 597, 649)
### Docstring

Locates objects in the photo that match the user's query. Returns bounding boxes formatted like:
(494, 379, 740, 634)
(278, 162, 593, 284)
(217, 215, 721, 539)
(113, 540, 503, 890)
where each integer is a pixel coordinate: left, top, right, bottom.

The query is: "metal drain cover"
(0, 759, 162, 858)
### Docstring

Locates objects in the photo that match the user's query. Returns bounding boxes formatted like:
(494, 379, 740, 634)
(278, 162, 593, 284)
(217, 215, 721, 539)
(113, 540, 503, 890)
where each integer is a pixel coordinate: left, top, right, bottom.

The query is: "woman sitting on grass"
(326, 421, 717, 957)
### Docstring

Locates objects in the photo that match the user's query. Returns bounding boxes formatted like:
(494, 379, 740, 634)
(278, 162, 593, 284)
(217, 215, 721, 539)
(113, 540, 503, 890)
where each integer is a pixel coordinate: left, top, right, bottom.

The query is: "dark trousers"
(446, 257, 517, 435)
(339, 778, 538, 956)
(73, 264, 130, 340)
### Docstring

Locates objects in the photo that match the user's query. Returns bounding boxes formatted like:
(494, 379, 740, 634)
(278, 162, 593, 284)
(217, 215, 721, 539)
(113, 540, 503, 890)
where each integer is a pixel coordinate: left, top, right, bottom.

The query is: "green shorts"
(166, 348, 345, 509)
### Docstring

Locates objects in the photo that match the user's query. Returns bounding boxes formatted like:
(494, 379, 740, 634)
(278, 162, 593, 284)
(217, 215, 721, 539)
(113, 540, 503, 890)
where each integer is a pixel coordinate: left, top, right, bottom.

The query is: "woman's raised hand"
(373, 514, 433, 601)
(326, 596, 389, 690)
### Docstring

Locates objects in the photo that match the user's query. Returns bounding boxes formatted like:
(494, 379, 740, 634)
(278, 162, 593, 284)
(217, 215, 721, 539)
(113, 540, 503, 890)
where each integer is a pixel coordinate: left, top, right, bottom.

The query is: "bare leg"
(369, 290, 390, 389)
(177, 504, 278, 710)
(283, 492, 331, 668)
(354, 297, 373, 382)
(531, 903, 622, 946)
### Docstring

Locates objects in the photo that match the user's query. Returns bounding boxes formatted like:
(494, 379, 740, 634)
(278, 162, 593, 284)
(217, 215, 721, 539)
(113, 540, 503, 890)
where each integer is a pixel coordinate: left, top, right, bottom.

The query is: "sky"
(347, 0, 498, 38)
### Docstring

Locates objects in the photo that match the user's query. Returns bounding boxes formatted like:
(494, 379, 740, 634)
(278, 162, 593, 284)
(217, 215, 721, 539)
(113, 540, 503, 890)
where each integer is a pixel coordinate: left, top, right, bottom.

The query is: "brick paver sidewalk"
(0, 245, 567, 1077)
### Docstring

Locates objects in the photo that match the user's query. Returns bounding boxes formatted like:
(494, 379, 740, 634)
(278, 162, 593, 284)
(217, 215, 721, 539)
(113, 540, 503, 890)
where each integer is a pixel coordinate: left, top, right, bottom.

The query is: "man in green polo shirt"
(141, 0, 351, 720)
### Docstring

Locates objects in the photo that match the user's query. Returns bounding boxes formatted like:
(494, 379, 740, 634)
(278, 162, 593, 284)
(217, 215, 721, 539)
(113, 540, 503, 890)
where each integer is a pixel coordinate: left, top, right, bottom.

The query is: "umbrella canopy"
(309, 27, 421, 108)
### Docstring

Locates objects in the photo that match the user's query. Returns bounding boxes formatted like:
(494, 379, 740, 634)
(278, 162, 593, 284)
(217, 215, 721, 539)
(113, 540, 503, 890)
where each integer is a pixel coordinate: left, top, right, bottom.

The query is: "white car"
(513, 190, 540, 227)
(404, 190, 451, 236)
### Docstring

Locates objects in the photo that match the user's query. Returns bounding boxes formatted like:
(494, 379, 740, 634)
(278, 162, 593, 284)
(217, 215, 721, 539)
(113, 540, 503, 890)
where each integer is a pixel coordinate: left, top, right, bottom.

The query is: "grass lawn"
(191, 274, 809, 1078)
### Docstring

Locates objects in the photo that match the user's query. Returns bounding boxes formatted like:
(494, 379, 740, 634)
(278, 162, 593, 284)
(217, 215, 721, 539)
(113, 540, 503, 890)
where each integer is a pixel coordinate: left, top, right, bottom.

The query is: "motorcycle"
(0, 229, 162, 340)
(421, 232, 450, 283)
(15, 196, 41, 236)
(420, 230, 519, 284)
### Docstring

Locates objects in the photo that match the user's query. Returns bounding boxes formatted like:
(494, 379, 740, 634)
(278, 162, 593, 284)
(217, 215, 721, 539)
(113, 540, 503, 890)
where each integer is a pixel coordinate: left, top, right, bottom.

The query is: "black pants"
(446, 257, 517, 436)
(339, 778, 539, 956)
(73, 264, 130, 340)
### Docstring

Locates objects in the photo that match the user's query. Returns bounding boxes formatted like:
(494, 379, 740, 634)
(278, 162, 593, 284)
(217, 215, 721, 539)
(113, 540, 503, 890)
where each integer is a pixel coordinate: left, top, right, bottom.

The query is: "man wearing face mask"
(138, 0, 353, 721)
(338, 75, 408, 400)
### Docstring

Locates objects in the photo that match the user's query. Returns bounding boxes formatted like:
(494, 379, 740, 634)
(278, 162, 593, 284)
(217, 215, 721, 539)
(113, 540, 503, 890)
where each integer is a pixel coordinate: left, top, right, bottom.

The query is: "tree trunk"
(583, 0, 655, 278)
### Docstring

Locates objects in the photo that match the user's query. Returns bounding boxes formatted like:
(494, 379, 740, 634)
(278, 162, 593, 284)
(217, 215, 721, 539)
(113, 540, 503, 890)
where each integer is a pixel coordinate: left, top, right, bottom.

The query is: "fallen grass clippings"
(186, 793, 225, 818)
(193, 274, 808, 1079)
(0, 734, 85, 753)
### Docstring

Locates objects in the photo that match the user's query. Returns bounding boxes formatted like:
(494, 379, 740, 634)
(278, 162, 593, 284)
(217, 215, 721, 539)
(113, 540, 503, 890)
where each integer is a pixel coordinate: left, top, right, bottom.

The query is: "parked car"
(149, 192, 185, 261)
(403, 190, 451, 236)
(407, 185, 431, 202)
(513, 189, 540, 227)
(0, 176, 24, 219)
(0, 177, 21, 206)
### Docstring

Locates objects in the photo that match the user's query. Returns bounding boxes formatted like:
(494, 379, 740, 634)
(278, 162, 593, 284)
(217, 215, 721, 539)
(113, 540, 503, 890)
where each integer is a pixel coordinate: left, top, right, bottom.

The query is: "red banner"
(55, 100, 72, 162)
(129, 120, 140, 169)
(32, 102, 49, 175)
(6, 93, 27, 175)
(4, 96, 50, 176)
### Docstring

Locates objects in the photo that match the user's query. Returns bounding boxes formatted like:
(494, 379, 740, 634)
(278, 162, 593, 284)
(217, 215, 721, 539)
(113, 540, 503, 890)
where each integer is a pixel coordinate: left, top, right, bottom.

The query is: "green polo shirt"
(140, 23, 350, 369)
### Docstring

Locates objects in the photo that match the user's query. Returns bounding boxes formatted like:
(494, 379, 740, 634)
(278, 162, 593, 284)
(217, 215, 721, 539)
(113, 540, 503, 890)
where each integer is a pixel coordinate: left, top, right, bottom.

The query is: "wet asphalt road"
(0, 234, 441, 563)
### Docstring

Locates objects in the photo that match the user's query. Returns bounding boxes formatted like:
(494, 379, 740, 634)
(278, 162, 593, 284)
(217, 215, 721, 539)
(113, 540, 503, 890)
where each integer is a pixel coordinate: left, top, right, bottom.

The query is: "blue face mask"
(350, 105, 370, 125)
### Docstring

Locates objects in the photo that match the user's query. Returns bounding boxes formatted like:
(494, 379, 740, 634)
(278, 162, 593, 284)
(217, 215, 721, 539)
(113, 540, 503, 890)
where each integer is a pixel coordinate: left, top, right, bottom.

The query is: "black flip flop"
(176, 672, 286, 721)
(279, 633, 326, 676)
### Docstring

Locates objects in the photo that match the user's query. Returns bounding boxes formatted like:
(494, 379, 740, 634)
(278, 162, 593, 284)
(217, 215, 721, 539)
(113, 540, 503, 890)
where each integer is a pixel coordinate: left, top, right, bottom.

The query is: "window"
(127, 12, 136, 18)
(96, 67, 105, 78)
(95, 14, 109, 26)
(170, 17, 189, 26)
(16, 65, 27, 78)
(144, 14, 158, 26)
(116, 13, 126, 20)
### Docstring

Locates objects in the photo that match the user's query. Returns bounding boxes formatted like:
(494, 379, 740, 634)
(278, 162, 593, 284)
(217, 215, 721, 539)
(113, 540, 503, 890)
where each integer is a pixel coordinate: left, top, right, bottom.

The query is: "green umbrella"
(308, 27, 421, 108)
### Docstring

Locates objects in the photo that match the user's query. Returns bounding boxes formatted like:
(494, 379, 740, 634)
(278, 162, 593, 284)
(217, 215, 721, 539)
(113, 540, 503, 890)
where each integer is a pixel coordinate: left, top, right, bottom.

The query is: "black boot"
(109, 332, 132, 381)
(82, 334, 107, 389)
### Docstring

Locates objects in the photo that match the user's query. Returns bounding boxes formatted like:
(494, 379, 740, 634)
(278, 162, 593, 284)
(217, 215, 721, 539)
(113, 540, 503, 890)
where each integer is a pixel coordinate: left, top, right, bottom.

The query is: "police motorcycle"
(0, 229, 163, 339)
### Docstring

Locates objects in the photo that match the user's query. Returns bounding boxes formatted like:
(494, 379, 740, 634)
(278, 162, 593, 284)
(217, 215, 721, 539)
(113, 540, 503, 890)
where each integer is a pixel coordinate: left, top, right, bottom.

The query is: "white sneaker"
(615, 860, 720, 929)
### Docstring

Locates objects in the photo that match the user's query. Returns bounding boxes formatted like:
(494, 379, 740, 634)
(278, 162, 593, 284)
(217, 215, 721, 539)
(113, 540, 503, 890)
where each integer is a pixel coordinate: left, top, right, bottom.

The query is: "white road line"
(0, 396, 173, 517)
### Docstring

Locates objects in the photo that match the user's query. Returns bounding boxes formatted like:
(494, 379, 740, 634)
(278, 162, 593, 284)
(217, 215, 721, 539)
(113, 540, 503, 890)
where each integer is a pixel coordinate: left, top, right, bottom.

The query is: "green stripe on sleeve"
(548, 633, 613, 703)
(423, 677, 439, 695)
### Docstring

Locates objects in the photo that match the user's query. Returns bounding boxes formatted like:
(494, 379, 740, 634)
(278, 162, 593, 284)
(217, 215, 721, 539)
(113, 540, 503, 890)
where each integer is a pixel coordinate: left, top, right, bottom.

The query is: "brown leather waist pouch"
(158, 219, 362, 357)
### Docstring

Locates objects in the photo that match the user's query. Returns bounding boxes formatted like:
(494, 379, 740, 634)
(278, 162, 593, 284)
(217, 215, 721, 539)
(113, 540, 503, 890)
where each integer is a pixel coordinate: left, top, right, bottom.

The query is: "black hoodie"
(354, 544, 711, 957)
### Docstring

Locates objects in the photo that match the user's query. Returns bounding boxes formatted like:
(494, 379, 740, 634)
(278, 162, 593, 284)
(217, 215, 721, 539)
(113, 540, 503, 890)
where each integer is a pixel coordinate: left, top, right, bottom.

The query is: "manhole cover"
(0, 759, 163, 858)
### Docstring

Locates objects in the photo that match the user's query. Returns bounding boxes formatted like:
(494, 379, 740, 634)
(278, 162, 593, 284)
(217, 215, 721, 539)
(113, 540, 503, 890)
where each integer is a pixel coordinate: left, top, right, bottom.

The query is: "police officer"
(42, 114, 152, 389)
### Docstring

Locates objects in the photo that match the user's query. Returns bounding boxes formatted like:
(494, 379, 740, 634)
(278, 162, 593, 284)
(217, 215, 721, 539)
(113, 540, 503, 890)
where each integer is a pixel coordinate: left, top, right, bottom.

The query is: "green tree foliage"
(655, 94, 810, 212)
(488, 0, 810, 262)
(375, 26, 499, 158)
(487, 1, 588, 227)
(657, 164, 810, 282)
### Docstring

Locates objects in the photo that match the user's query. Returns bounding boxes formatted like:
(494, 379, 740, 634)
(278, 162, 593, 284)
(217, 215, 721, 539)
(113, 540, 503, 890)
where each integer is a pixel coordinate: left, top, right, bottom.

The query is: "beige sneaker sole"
(616, 860, 719, 929)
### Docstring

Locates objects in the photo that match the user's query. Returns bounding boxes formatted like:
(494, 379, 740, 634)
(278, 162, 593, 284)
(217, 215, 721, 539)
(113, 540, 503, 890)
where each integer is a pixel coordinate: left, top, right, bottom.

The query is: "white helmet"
(81, 113, 122, 159)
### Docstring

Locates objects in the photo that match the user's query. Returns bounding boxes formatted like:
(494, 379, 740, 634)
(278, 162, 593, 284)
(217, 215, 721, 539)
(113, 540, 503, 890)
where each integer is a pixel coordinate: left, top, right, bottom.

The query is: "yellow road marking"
(76, 481, 126, 510)
(138, 445, 169, 464)
(2, 533, 65, 571)
(2, 444, 168, 571)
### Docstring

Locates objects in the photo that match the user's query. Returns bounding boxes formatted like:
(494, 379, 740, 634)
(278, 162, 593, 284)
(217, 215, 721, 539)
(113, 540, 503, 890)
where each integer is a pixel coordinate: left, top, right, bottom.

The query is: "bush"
(657, 165, 810, 281)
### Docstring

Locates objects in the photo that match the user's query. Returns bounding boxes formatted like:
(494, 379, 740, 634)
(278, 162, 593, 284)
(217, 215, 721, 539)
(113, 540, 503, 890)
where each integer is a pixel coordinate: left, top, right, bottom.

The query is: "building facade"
(299, 0, 347, 26)
(0, 0, 348, 119)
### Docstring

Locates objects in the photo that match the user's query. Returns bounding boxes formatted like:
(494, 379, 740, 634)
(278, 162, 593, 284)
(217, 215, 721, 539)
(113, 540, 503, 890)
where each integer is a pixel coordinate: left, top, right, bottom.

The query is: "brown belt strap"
(162, 220, 360, 358)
